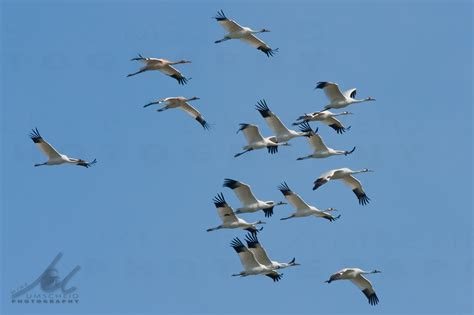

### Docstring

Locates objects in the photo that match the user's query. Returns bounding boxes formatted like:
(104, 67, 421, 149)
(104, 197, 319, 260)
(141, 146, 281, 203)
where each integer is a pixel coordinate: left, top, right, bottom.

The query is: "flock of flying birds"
(29, 10, 382, 306)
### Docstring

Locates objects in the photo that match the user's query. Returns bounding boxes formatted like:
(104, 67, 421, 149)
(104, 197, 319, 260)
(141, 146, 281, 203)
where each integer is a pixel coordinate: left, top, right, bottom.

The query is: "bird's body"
(207, 193, 265, 234)
(234, 123, 289, 158)
(127, 55, 191, 85)
(29, 128, 97, 168)
(244, 233, 299, 270)
(315, 81, 375, 110)
(294, 110, 352, 134)
(230, 237, 283, 282)
(313, 168, 372, 205)
(213, 10, 278, 57)
(256, 100, 310, 143)
(296, 123, 356, 160)
(223, 178, 286, 217)
(143, 96, 209, 129)
(325, 268, 381, 305)
(278, 182, 340, 221)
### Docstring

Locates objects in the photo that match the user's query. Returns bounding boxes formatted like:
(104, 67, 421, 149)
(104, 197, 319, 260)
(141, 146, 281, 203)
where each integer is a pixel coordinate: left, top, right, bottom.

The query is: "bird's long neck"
(352, 169, 368, 174)
(360, 270, 377, 275)
(334, 111, 351, 116)
(170, 60, 186, 65)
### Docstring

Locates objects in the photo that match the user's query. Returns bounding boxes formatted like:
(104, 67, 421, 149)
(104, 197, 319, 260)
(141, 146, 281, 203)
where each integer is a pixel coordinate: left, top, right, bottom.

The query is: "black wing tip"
(263, 207, 274, 218)
(278, 182, 292, 196)
(29, 127, 42, 142)
(196, 116, 210, 130)
(329, 124, 350, 134)
(230, 237, 246, 252)
(315, 81, 329, 89)
(298, 121, 313, 134)
(237, 123, 249, 133)
(267, 272, 283, 282)
(223, 178, 239, 189)
(170, 74, 190, 85)
(214, 9, 228, 21)
(244, 232, 259, 248)
(363, 289, 379, 305)
(353, 189, 371, 205)
(255, 99, 271, 117)
(267, 145, 278, 154)
(213, 192, 227, 207)
(258, 46, 279, 57)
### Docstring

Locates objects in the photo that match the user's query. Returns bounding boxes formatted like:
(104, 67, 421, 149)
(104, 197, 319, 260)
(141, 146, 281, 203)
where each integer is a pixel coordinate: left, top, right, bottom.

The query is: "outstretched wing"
(351, 275, 379, 306)
(343, 88, 357, 99)
(313, 169, 336, 190)
(29, 128, 62, 159)
(315, 82, 346, 103)
(214, 10, 244, 33)
(324, 116, 350, 134)
(341, 175, 370, 205)
(245, 233, 272, 266)
(230, 238, 261, 271)
(265, 271, 283, 282)
(278, 182, 311, 210)
(179, 103, 210, 130)
(240, 35, 278, 57)
(159, 65, 189, 85)
(255, 100, 290, 137)
(223, 179, 258, 205)
(237, 124, 265, 144)
(213, 193, 238, 223)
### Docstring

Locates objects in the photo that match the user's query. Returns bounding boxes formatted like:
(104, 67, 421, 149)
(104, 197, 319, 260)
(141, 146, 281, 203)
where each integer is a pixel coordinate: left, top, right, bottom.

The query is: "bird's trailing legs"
(280, 214, 295, 220)
(234, 149, 253, 158)
(215, 37, 231, 44)
(344, 146, 356, 156)
(127, 69, 146, 77)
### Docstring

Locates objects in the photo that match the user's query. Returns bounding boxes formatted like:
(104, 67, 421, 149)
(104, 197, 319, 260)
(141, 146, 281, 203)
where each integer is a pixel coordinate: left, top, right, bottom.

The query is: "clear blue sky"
(1, 1, 472, 314)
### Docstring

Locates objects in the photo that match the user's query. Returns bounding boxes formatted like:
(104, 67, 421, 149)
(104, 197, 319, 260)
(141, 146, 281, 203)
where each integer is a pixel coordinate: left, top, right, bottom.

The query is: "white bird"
(244, 233, 300, 270)
(127, 54, 191, 85)
(143, 96, 210, 130)
(313, 168, 373, 205)
(213, 10, 278, 57)
(230, 237, 283, 282)
(296, 122, 356, 160)
(234, 123, 289, 158)
(294, 110, 352, 134)
(206, 193, 265, 234)
(223, 178, 286, 217)
(29, 128, 97, 168)
(325, 268, 381, 306)
(256, 99, 311, 143)
(278, 182, 340, 221)
(315, 81, 375, 110)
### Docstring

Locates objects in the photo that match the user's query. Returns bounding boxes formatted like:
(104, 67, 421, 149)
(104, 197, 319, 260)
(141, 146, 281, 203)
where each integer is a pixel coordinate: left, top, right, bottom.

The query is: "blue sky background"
(1, 1, 472, 314)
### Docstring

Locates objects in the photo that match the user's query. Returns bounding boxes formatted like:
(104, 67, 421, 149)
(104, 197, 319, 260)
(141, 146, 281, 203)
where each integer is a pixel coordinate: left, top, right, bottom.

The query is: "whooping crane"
(206, 193, 265, 234)
(29, 128, 97, 168)
(313, 168, 373, 205)
(127, 54, 191, 85)
(223, 178, 286, 218)
(244, 233, 300, 270)
(234, 123, 289, 158)
(256, 99, 311, 143)
(293, 110, 352, 134)
(325, 268, 381, 305)
(143, 96, 210, 130)
(230, 237, 283, 282)
(278, 182, 340, 221)
(296, 122, 356, 160)
(315, 81, 375, 110)
(213, 10, 278, 57)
